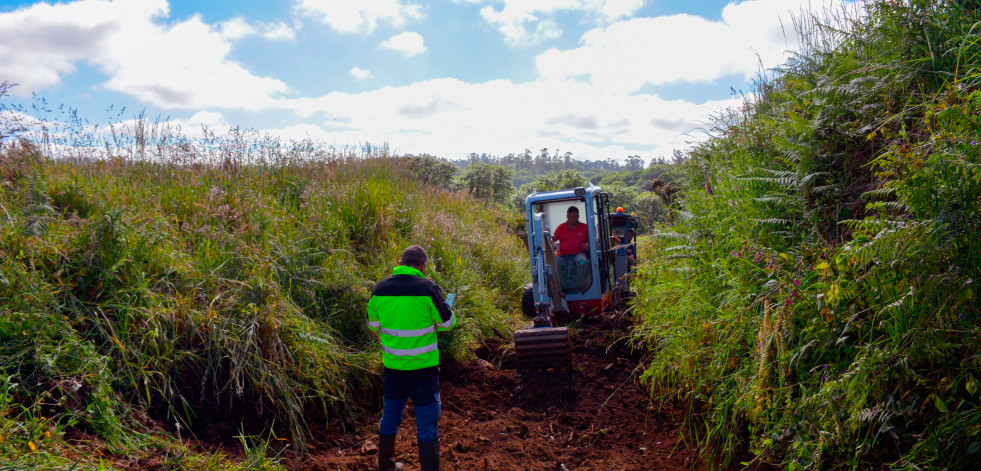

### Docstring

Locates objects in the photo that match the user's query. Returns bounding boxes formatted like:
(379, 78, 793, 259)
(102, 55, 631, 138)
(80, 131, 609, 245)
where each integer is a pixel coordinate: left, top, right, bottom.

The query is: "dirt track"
(287, 320, 695, 470)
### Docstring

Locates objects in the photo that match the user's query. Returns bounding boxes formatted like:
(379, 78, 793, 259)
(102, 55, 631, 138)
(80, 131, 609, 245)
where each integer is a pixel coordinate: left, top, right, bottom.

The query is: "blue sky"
(0, 0, 856, 161)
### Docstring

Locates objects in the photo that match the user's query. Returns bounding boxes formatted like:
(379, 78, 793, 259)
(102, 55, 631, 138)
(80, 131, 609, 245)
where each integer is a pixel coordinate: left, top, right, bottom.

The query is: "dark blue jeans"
(378, 369, 441, 442)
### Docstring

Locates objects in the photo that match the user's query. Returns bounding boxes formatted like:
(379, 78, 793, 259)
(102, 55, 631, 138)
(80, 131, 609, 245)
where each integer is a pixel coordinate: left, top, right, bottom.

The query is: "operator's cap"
(616, 207, 624, 213)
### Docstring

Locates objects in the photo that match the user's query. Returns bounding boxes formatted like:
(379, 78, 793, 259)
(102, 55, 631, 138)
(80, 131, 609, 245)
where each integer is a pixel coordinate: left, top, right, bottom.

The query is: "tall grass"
(632, 0, 980, 469)
(0, 90, 527, 465)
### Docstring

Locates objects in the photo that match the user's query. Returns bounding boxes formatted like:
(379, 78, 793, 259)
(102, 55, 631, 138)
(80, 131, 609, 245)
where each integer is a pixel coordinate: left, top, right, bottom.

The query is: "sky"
(0, 0, 857, 162)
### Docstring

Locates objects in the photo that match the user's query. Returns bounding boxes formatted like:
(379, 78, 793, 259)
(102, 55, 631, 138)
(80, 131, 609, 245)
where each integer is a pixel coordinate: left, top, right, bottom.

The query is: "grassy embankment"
(632, 0, 980, 469)
(0, 130, 527, 468)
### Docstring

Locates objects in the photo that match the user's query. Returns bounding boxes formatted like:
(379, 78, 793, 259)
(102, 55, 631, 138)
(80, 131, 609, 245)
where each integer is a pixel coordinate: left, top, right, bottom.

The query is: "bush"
(632, 1, 981, 469)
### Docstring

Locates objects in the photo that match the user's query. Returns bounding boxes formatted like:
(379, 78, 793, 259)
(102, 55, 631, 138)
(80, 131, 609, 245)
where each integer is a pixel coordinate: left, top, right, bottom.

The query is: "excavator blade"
(514, 327, 572, 371)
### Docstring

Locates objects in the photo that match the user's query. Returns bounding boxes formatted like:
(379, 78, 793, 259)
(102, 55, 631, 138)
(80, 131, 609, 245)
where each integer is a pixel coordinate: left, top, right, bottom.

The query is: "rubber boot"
(418, 439, 440, 471)
(377, 434, 403, 471)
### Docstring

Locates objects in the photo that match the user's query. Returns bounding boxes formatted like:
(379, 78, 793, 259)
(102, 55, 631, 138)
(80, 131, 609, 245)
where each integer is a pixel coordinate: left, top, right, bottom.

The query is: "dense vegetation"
(0, 124, 527, 467)
(632, 0, 980, 469)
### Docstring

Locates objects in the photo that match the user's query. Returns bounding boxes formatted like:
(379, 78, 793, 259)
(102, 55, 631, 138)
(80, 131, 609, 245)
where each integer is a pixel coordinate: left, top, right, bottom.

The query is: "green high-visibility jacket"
(367, 265, 456, 370)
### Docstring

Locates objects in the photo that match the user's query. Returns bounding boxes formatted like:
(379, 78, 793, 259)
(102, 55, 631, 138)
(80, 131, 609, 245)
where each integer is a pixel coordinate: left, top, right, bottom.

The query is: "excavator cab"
(514, 185, 633, 371)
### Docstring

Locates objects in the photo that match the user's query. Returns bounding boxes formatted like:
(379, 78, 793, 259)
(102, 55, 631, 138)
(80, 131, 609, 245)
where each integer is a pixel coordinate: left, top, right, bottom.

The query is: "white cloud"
(0, 0, 122, 94)
(218, 17, 296, 42)
(350, 67, 374, 80)
(260, 22, 297, 41)
(294, 0, 423, 34)
(536, 0, 856, 93)
(216, 17, 295, 42)
(0, 109, 47, 134)
(380, 32, 427, 57)
(0, 0, 290, 109)
(471, 0, 644, 46)
(263, 122, 337, 142)
(183, 110, 228, 130)
(277, 77, 739, 159)
(217, 17, 255, 40)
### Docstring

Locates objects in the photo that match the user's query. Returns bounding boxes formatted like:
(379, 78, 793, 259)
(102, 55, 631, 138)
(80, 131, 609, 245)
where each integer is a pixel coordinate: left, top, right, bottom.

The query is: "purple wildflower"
(754, 252, 761, 262)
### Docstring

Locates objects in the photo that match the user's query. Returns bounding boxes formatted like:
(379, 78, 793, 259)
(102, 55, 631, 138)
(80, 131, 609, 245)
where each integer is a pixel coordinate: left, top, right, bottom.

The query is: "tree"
(599, 183, 638, 214)
(403, 154, 458, 190)
(458, 162, 513, 205)
(511, 169, 589, 211)
(671, 149, 685, 165)
(625, 155, 644, 171)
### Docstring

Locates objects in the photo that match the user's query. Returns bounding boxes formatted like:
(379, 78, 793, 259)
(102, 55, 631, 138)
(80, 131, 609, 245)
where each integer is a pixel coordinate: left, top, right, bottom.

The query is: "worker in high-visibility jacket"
(367, 245, 456, 471)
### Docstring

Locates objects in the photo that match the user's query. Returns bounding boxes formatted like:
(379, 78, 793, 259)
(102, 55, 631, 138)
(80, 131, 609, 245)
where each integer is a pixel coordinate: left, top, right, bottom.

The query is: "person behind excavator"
(367, 245, 456, 471)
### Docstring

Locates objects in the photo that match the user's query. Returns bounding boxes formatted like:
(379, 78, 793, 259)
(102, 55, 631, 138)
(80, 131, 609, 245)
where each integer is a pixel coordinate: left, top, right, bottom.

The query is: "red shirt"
(553, 221, 588, 255)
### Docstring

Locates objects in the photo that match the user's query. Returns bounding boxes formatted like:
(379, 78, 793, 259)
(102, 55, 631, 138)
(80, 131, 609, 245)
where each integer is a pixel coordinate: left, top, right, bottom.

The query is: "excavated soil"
(286, 317, 697, 471)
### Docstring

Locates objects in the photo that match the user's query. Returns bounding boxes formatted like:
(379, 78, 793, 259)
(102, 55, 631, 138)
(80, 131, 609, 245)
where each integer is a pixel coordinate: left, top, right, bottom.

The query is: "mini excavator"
(514, 185, 638, 371)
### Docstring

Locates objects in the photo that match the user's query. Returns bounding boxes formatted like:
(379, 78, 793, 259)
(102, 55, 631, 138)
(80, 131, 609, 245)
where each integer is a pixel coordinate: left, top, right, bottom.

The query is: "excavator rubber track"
(514, 327, 572, 371)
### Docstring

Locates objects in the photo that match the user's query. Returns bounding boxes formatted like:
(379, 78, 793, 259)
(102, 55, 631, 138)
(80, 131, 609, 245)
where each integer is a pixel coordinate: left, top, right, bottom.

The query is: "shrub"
(632, 1, 981, 468)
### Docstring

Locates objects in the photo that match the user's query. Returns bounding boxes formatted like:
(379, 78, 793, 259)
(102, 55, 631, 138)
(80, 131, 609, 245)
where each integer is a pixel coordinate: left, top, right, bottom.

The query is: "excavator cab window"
(532, 198, 592, 295)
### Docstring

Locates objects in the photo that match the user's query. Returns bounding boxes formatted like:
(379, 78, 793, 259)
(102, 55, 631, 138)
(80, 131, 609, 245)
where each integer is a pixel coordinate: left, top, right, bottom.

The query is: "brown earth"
(285, 318, 697, 471)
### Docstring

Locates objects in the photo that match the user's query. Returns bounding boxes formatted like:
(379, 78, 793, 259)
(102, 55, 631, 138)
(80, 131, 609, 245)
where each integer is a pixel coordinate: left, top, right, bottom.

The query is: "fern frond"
(653, 231, 687, 241)
(882, 286, 914, 313)
(751, 218, 793, 227)
(800, 171, 831, 187)
(839, 217, 908, 233)
(861, 187, 897, 201)
(809, 184, 840, 195)
(752, 196, 790, 206)
(866, 201, 908, 213)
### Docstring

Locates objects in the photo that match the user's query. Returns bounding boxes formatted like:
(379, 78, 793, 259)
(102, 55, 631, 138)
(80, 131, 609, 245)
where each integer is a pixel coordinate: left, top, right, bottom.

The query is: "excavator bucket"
(514, 327, 571, 371)
(515, 231, 571, 372)
(514, 220, 573, 371)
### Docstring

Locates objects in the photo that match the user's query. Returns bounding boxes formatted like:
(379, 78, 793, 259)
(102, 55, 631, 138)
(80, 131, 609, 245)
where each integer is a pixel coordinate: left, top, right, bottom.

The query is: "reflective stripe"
(381, 326, 436, 337)
(367, 320, 381, 328)
(383, 342, 438, 357)
(437, 313, 455, 329)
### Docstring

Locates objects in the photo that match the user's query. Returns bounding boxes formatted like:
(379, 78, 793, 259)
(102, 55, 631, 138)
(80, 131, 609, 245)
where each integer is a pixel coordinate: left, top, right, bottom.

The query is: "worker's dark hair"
(400, 245, 428, 268)
(567, 205, 579, 214)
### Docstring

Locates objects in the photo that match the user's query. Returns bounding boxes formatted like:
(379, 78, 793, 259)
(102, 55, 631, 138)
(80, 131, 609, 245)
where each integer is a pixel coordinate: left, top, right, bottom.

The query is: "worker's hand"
(446, 293, 455, 308)
(580, 242, 589, 251)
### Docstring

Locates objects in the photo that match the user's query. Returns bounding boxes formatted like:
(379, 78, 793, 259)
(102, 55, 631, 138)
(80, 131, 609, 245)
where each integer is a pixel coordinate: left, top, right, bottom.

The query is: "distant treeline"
(398, 151, 685, 227)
